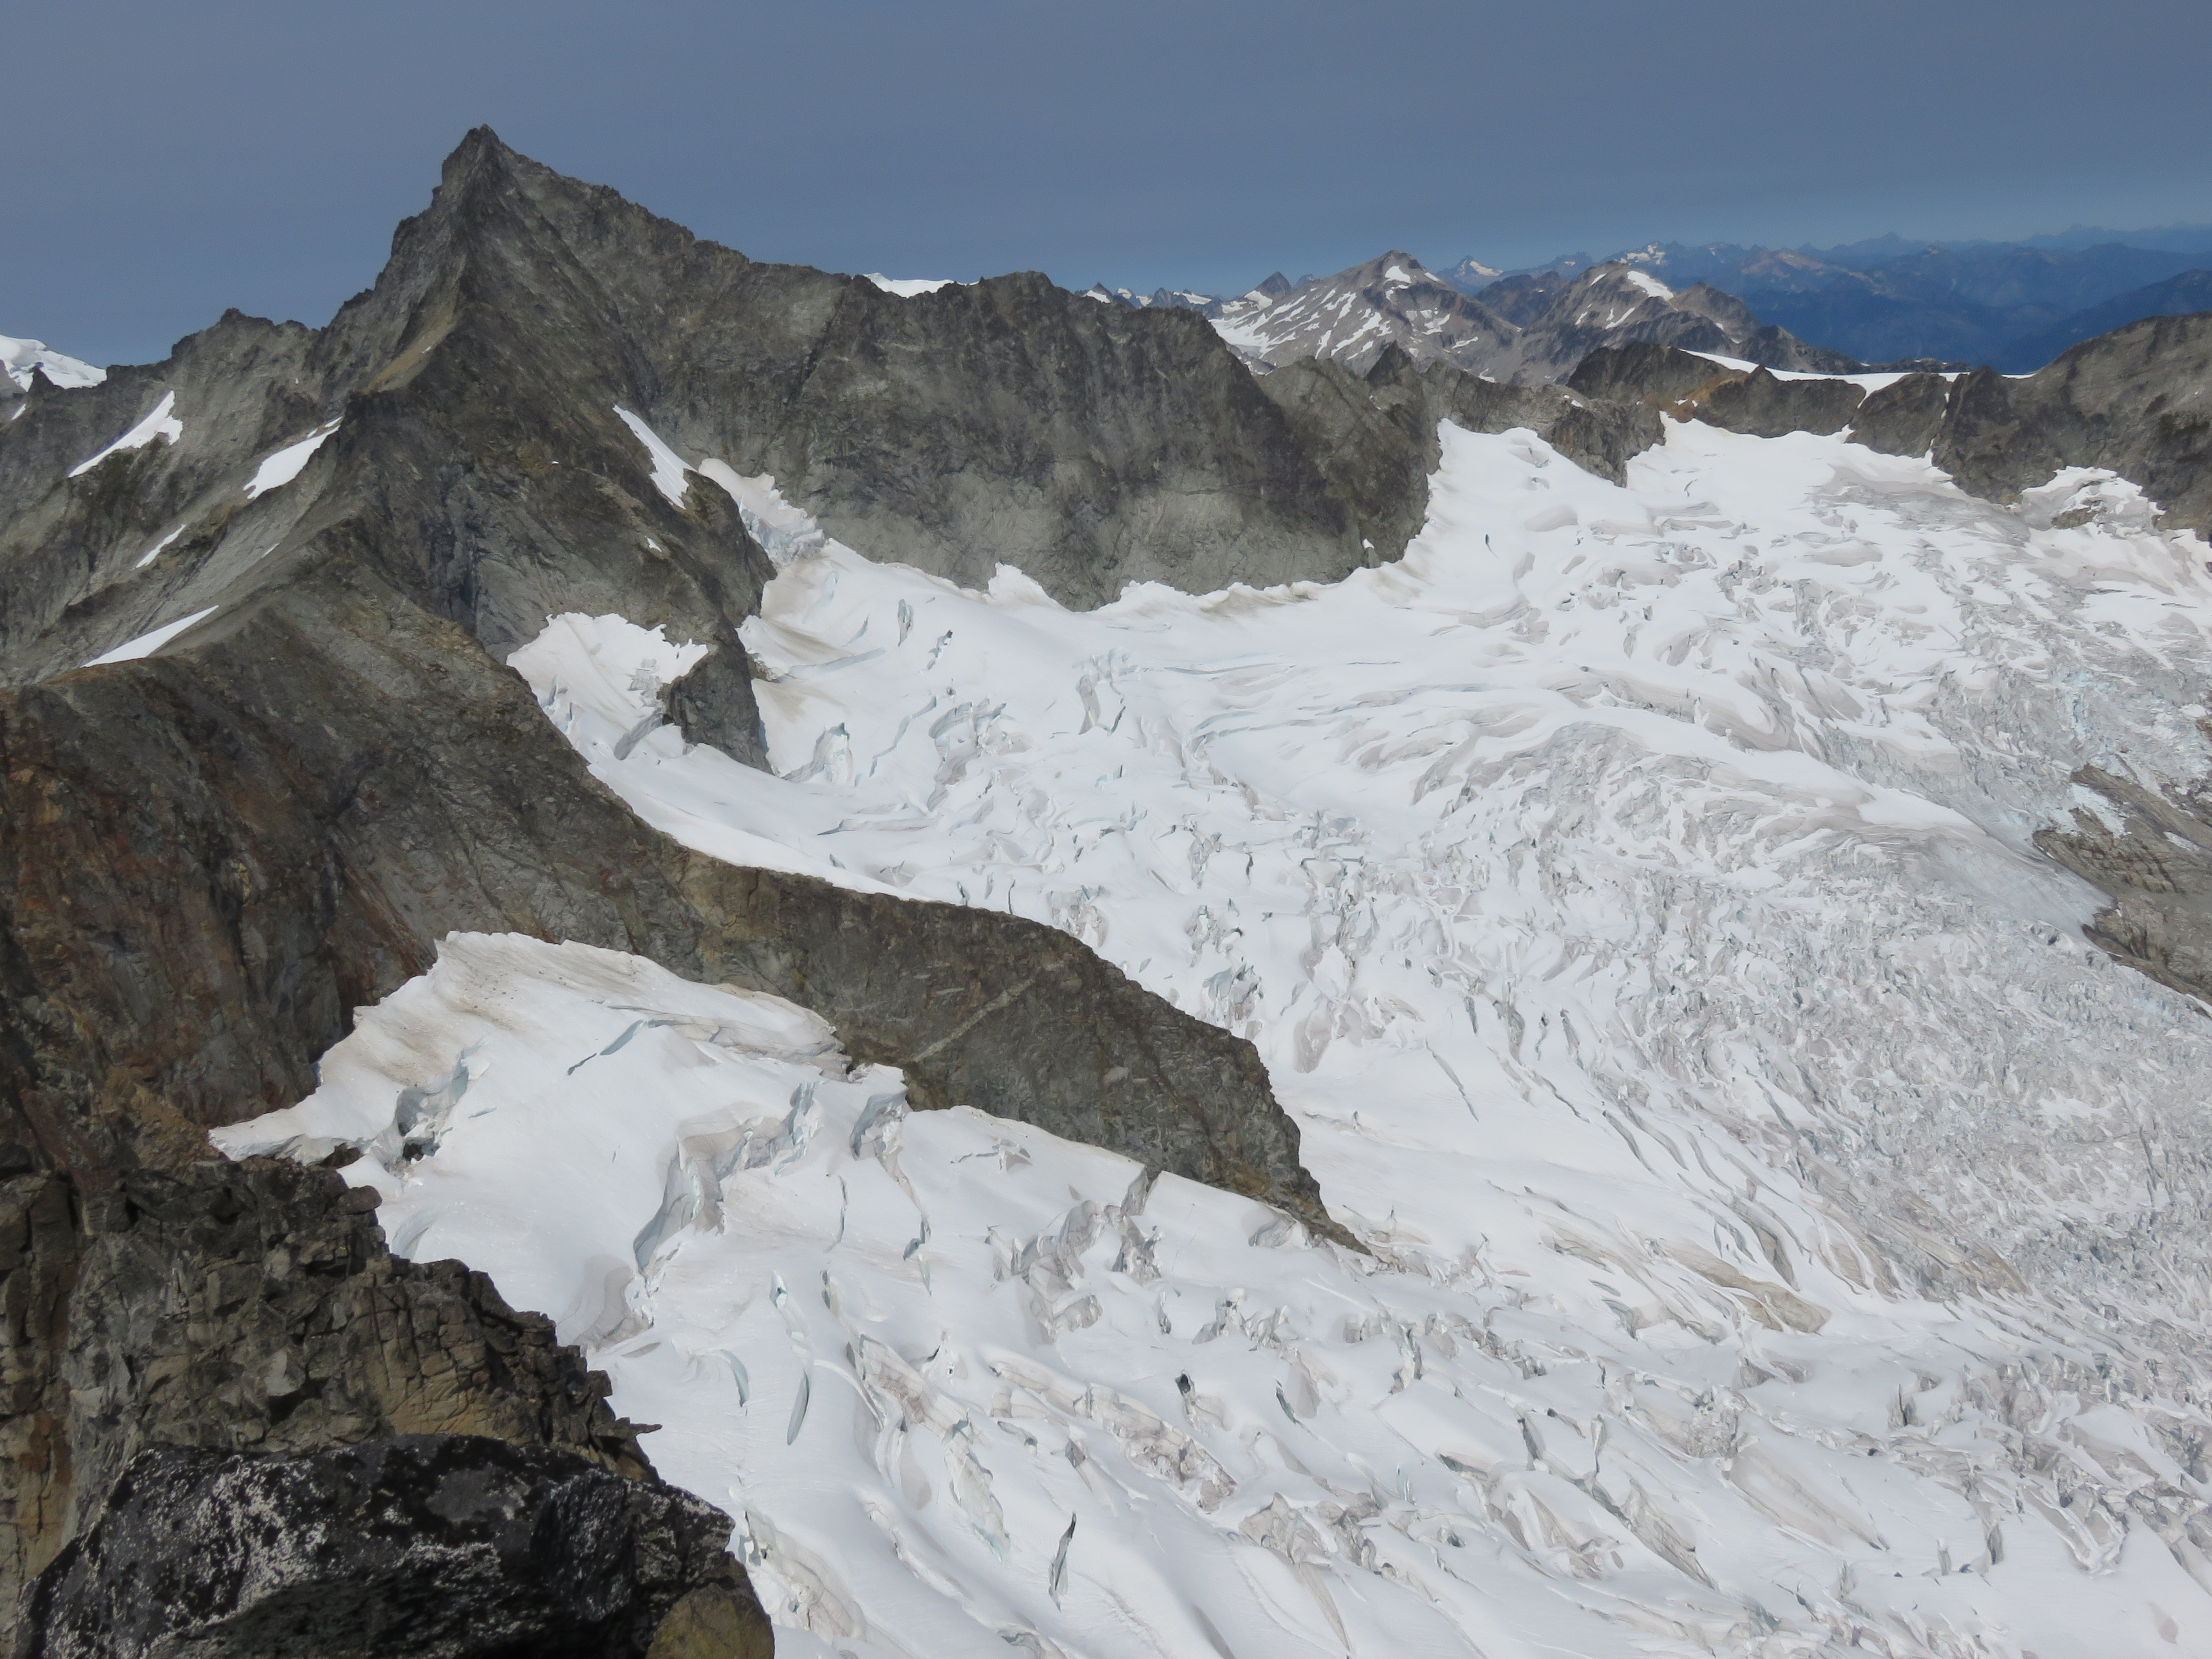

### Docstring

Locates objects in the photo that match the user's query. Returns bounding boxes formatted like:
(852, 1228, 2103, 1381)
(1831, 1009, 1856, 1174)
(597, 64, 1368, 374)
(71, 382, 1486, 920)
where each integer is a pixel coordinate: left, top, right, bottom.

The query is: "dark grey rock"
(2034, 765, 2212, 1009)
(1931, 314, 2212, 534)
(1419, 358, 1661, 484)
(0, 1158, 767, 1651)
(1472, 271, 1569, 328)
(1849, 373, 1952, 457)
(1475, 267, 1857, 385)
(1563, 345, 1866, 436)
(16, 1435, 747, 1659)
(1247, 347, 1663, 571)
(1696, 367, 1865, 438)
(1569, 320, 2212, 540)
(1565, 342, 1743, 408)
(0, 126, 1408, 685)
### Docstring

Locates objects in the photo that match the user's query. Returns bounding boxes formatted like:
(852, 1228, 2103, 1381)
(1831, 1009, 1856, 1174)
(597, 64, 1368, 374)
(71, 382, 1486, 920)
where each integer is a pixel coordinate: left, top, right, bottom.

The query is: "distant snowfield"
(225, 421, 2212, 1659)
(1, 333, 104, 393)
(866, 275, 957, 297)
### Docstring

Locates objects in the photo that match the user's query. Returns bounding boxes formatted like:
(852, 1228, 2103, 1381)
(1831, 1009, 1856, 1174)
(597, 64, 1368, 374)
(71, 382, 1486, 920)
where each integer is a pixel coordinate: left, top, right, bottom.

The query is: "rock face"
(19, 1435, 768, 1659)
(1250, 347, 1661, 567)
(0, 127, 1442, 662)
(1566, 344, 1865, 437)
(1933, 314, 2212, 534)
(0, 1159, 764, 1656)
(1482, 265, 1861, 383)
(1570, 318, 2212, 539)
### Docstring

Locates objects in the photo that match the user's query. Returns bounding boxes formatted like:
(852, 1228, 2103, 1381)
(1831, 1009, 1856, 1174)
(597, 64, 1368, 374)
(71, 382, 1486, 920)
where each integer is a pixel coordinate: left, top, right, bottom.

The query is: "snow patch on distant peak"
(3, 334, 104, 392)
(613, 406, 691, 505)
(242, 421, 339, 499)
(1622, 268, 1674, 300)
(865, 274, 954, 297)
(68, 391, 182, 476)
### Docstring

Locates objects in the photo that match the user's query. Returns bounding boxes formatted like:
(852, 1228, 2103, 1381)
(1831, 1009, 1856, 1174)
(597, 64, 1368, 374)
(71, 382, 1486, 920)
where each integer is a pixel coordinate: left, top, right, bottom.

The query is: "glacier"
(221, 418, 2212, 1659)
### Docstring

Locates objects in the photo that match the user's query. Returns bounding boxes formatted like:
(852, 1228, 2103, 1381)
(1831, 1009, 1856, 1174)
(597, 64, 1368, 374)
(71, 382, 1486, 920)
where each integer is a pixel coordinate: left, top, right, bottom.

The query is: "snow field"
(227, 417, 2212, 1657)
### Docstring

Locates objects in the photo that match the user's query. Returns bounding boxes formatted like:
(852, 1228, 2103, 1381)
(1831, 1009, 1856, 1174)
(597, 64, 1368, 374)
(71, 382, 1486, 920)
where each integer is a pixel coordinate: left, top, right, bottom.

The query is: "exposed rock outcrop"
(1933, 314, 2212, 535)
(0, 126, 1445, 670)
(1487, 266, 1860, 384)
(1848, 371, 1952, 456)
(1570, 317, 2212, 539)
(19, 1436, 767, 1659)
(2034, 765, 2212, 1009)
(1251, 346, 1662, 571)
(1206, 252, 1522, 378)
(1567, 344, 1863, 437)
(0, 1158, 765, 1656)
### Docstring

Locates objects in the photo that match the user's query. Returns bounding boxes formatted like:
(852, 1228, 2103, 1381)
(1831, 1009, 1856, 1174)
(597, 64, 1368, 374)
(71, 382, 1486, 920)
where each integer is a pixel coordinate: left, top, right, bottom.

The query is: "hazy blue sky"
(12, 0, 2212, 365)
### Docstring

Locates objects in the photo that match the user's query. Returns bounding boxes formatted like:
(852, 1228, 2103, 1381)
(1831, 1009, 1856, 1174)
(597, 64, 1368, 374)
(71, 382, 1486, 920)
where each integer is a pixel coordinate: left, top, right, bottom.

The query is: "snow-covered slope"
(225, 420, 2212, 1658)
(2, 334, 103, 396)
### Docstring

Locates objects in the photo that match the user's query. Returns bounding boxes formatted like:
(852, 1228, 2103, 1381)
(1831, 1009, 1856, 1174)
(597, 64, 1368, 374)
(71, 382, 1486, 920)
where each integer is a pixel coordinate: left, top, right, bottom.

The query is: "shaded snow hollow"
(224, 418, 2212, 1659)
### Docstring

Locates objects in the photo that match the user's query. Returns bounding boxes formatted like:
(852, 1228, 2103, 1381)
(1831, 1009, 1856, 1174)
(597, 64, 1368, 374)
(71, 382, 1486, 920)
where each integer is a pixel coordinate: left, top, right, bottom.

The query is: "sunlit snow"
(616, 406, 694, 505)
(68, 390, 181, 476)
(1690, 353, 1965, 396)
(2, 333, 104, 392)
(226, 420, 2212, 1659)
(84, 604, 218, 666)
(241, 421, 338, 498)
(133, 524, 187, 569)
(866, 276, 956, 297)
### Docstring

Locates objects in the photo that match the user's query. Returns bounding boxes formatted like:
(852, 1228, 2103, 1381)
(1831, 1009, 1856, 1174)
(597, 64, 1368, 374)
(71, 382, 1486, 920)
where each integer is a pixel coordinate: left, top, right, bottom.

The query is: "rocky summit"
(6, 131, 2212, 1659)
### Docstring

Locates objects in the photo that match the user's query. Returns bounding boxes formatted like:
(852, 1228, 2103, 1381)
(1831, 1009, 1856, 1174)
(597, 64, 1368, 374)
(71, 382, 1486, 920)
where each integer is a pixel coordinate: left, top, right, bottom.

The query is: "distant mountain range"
(1086, 226, 2212, 375)
(1086, 252, 1856, 383)
(1443, 233, 2212, 371)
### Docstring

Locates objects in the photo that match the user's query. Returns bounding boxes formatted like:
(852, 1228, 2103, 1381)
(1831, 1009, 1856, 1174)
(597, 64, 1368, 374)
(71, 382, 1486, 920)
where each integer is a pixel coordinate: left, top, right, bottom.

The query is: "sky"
(11, 0, 2212, 366)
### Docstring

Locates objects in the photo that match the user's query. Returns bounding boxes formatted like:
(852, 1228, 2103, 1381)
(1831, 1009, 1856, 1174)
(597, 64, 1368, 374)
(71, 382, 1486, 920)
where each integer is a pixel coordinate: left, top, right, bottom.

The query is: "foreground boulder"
(17, 1436, 770, 1659)
(0, 1160, 771, 1652)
